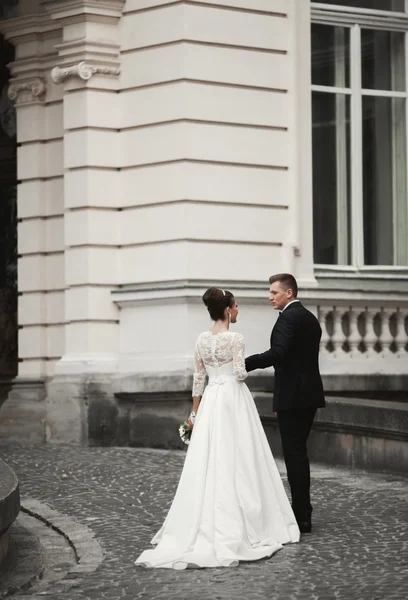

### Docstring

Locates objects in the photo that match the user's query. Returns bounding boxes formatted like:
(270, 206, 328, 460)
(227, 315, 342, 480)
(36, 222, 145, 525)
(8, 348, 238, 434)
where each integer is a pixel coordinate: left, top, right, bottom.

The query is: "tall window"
(312, 0, 408, 267)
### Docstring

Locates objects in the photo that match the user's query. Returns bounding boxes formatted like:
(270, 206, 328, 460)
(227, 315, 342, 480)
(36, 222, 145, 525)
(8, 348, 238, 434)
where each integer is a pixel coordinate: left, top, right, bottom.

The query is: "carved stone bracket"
(51, 61, 120, 84)
(8, 78, 47, 105)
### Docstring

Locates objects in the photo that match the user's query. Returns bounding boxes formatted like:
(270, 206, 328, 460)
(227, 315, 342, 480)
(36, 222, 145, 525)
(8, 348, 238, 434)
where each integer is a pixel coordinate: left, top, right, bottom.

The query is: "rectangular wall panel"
(120, 44, 288, 90)
(120, 82, 288, 129)
(120, 122, 288, 168)
(120, 161, 289, 207)
(120, 202, 288, 245)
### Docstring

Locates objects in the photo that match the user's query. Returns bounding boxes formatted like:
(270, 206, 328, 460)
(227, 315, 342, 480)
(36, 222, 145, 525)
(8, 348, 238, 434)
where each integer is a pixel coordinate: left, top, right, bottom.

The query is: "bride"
(135, 287, 300, 570)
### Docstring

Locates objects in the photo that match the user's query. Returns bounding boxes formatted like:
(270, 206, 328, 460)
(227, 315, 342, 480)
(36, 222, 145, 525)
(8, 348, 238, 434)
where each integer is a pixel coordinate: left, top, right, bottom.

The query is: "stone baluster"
(380, 308, 394, 356)
(394, 309, 406, 356)
(348, 306, 361, 356)
(318, 306, 330, 353)
(364, 308, 378, 356)
(332, 306, 345, 355)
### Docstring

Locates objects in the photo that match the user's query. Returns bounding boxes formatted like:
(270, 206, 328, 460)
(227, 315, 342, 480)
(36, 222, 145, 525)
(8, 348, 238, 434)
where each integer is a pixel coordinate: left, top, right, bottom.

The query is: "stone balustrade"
(303, 294, 408, 375)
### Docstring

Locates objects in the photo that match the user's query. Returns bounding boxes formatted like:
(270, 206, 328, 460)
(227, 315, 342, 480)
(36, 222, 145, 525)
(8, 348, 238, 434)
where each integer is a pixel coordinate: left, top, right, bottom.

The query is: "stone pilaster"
(1, 13, 64, 381)
(0, 9, 63, 443)
(42, 0, 125, 443)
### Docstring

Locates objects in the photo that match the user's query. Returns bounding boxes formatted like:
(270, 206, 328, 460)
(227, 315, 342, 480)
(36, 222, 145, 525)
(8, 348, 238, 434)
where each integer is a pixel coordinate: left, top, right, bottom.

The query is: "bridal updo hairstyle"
(202, 287, 235, 321)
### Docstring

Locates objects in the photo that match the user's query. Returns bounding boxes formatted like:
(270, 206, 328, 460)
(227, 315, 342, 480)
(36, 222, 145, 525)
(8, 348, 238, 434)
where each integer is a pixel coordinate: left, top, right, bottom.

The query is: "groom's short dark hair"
(269, 273, 298, 297)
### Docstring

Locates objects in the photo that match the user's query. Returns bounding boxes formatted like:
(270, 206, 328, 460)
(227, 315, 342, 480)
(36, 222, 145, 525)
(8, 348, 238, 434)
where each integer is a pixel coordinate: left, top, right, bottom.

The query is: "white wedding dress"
(135, 331, 300, 570)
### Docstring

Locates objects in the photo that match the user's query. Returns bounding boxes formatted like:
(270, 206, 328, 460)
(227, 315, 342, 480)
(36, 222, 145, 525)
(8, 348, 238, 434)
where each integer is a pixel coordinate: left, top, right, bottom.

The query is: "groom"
(245, 273, 325, 533)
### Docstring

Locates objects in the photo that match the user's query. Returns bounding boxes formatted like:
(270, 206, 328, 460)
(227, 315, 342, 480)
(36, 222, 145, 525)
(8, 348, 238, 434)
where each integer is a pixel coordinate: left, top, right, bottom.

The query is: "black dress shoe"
(297, 520, 312, 533)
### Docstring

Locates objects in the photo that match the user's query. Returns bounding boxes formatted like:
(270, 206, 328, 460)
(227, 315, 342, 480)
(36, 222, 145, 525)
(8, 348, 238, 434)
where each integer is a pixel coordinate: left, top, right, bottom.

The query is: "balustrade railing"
(304, 299, 408, 374)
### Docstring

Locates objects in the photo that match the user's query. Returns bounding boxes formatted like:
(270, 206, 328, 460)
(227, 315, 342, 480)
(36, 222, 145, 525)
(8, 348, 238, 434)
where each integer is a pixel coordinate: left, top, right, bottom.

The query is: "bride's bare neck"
(210, 319, 229, 334)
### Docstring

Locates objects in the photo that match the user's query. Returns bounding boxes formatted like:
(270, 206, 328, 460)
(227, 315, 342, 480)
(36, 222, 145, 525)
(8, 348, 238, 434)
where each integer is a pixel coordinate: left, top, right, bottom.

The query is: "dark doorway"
(0, 33, 17, 378)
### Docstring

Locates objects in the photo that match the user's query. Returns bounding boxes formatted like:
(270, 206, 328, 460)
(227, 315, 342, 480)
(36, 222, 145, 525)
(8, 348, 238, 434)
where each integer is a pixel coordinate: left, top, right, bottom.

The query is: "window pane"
(313, 92, 351, 265)
(313, 0, 405, 11)
(361, 29, 405, 91)
(312, 24, 350, 88)
(362, 97, 407, 265)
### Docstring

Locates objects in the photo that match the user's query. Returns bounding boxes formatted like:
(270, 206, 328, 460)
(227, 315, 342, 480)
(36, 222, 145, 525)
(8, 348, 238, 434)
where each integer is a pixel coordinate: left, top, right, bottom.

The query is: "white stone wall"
(113, 0, 315, 375)
(118, 0, 301, 286)
(1, 0, 316, 382)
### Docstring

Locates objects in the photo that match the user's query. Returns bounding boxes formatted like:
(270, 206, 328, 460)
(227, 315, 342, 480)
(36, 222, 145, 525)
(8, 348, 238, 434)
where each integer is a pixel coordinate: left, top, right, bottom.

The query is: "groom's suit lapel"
(270, 313, 281, 344)
(270, 301, 302, 343)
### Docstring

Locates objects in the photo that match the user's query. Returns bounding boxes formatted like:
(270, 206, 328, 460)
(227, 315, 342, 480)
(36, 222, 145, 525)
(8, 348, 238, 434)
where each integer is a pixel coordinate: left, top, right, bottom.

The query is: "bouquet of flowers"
(179, 411, 196, 446)
(178, 421, 192, 445)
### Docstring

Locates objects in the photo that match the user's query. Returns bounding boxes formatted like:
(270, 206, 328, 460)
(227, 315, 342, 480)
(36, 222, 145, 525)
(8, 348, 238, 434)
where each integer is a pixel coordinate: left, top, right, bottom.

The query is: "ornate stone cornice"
(0, 14, 59, 43)
(51, 61, 120, 84)
(42, 0, 125, 22)
(8, 78, 47, 105)
(0, 14, 60, 93)
(41, 1, 124, 88)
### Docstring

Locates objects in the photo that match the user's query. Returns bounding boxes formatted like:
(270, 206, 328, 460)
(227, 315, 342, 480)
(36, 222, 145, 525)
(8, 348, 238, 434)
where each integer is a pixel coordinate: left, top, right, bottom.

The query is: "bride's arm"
(233, 333, 248, 381)
(191, 395, 201, 420)
(188, 397, 200, 429)
(190, 341, 206, 426)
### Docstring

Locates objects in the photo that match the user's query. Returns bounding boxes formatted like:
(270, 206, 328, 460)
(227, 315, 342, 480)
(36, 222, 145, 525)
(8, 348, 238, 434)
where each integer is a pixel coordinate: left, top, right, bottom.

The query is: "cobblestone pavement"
(1, 445, 408, 600)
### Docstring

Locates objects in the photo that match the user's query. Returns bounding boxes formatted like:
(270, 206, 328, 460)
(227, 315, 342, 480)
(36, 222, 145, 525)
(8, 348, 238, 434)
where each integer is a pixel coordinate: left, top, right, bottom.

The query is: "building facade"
(0, 0, 408, 448)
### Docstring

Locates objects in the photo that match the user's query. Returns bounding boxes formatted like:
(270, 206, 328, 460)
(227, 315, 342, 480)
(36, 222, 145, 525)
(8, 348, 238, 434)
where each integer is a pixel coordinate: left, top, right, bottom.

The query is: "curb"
(21, 498, 104, 578)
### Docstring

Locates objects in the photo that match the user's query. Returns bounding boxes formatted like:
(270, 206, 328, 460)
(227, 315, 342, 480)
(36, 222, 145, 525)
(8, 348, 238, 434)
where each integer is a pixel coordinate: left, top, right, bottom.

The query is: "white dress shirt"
(280, 299, 300, 313)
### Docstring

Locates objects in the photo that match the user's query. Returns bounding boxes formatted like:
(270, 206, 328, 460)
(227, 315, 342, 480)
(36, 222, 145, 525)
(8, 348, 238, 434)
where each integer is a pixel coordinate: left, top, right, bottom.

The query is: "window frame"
(311, 0, 408, 272)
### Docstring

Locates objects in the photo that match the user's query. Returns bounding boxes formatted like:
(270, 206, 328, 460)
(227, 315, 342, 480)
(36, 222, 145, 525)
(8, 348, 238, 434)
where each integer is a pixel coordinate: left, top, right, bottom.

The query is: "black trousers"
(277, 407, 317, 522)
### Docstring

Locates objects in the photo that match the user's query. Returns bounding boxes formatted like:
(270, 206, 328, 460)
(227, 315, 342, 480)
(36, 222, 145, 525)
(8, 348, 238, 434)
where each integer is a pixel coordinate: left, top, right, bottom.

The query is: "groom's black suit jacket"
(245, 301, 325, 412)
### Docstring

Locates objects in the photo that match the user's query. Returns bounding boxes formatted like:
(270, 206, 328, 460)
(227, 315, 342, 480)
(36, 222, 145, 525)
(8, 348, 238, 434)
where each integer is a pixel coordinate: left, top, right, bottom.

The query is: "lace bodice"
(192, 331, 248, 396)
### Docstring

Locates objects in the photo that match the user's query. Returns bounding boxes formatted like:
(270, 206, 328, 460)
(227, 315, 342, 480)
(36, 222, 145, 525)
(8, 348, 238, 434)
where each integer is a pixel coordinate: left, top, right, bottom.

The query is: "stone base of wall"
(0, 379, 45, 444)
(45, 374, 191, 448)
(257, 394, 408, 474)
(3, 372, 407, 474)
(246, 373, 408, 398)
(45, 375, 110, 445)
(112, 392, 191, 449)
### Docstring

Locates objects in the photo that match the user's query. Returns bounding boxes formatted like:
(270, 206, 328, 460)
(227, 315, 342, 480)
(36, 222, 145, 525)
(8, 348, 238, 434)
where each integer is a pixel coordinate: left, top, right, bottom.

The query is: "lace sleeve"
(233, 333, 248, 381)
(192, 340, 206, 396)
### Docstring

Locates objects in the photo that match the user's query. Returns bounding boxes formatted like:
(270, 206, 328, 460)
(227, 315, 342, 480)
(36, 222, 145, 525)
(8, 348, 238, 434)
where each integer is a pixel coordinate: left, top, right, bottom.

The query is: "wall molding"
(311, 4, 408, 30)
